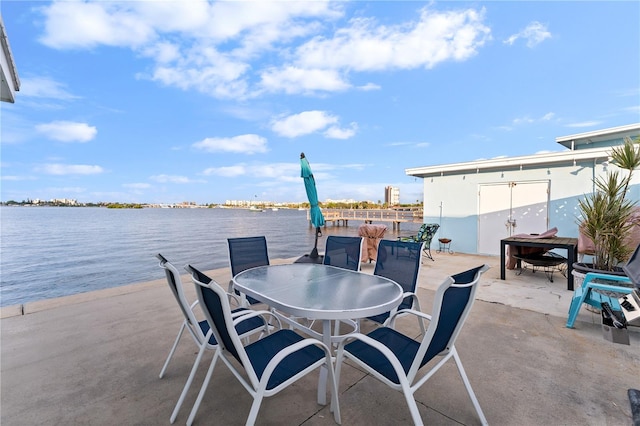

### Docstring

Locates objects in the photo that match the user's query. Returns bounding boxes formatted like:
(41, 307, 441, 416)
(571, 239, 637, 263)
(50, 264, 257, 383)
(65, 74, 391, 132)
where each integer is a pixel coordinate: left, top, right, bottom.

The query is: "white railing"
(310, 209, 423, 224)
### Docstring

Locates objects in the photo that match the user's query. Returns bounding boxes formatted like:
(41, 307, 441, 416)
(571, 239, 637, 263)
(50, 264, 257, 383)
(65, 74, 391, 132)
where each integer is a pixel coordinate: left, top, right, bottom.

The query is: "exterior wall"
(422, 159, 640, 255)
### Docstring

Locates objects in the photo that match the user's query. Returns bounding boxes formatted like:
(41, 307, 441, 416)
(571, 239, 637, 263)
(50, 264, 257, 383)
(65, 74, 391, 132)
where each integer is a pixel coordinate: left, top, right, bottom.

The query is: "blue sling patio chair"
(155, 254, 269, 424)
(366, 239, 426, 333)
(335, 264, 490, 426)
(323, 235, 363, 271)
(321, 235, 364, 338)
(184, 264, 341, 426)
(227, 236, 270, 306)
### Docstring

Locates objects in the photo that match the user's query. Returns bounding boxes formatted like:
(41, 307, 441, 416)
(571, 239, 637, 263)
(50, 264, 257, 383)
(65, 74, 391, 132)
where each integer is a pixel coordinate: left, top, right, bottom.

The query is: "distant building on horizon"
(385, 186, 400, 206)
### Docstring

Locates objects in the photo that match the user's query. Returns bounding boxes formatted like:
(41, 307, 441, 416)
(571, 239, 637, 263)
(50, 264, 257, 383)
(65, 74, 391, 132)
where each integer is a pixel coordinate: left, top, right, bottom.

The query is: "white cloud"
(193, 134, 268, 154)
(510, 112, 556, 126)
(358, 83, 381, 91)
(271, 111, 339, 138)
(123, 183, 151, 189)
(36, 2, 488, 99)
(150, 175, 202, 184)
(202, 165, 247, 177)
(1, 175, 37, 181)
(19, 76, 79, 100)
(149, 45, 251, 99)
(38, 1, 342, 99)
(324, 122, 358, 139)
(39, 1, 156, 49)
(35, 121, 97, 142)
(504, 21, 551, 48)
(37, 164, 104, 175)
(294, 7, 491, 71)
(203, 162, 300, 180)
(260, 67, 350, 95)
(566, 121, 602, 128)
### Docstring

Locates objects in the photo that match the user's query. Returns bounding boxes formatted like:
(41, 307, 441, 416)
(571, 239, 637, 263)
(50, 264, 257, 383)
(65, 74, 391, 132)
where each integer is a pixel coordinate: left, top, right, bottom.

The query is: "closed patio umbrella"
(300, 152, 325, 259)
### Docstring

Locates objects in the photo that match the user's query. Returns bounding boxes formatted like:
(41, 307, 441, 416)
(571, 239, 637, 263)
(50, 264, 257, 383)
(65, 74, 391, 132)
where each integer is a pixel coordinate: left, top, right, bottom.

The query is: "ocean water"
(0, 206, 418, 307)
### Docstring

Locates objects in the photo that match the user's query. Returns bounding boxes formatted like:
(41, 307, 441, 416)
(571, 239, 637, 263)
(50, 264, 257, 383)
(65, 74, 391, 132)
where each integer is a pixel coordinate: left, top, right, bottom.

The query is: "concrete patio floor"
(1, 252, 638, 425)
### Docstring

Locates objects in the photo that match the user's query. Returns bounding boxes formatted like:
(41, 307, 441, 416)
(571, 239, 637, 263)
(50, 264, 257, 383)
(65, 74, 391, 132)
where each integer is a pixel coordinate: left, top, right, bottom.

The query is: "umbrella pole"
(310, 227, 320, 259)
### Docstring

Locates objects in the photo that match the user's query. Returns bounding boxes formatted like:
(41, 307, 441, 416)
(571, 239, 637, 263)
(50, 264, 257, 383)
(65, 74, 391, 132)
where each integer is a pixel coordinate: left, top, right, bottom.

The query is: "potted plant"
(574, 136, 640, 282)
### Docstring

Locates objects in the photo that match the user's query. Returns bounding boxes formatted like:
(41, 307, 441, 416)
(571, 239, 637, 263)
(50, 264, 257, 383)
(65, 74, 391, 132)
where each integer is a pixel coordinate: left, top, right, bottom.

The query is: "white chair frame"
(335, 265, 490, 426)
(185, 264, 341, 426)
(156, 255, 268, 424)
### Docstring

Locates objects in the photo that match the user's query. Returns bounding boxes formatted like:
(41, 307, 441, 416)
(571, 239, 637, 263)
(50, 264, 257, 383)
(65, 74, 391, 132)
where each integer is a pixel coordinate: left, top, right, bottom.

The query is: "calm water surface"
(0, 206, 417, 307)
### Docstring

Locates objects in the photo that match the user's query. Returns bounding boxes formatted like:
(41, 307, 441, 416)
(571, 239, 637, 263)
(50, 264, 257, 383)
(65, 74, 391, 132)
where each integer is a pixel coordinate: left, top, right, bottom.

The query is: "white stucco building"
(406, 124, 640, 256)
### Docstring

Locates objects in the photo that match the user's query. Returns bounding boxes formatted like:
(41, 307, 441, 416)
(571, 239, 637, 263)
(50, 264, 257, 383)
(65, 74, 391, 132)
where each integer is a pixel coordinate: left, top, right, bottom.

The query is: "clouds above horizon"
(271, 110, 357, 139)
(37, 1, 492, 99)
(192, 134, 268, 154)
(36, 163, 104, 175)
(35, 121, 97, 142)
(504, 21, 551, 48)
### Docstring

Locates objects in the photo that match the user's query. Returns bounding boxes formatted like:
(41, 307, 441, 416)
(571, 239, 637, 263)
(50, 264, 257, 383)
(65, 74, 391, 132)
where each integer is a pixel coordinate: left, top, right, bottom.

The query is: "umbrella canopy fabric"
(301, 154, 325, 228)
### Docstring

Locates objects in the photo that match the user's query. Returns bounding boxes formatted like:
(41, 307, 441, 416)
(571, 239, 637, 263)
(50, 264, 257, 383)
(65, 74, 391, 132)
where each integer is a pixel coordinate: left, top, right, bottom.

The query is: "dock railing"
(307, 208, 423, 231)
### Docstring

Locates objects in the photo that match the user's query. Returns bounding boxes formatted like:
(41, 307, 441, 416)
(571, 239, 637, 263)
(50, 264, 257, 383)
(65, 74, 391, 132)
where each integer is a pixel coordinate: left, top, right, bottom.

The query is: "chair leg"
(325, 355, 342, 424)
(160, 322, 186, 378)
(453, 349, 488, 426)
(566, 288, 589, 328)
(171, 335, 214, 423)
(402, 388, 425, 426)
(186, 349, 220, 426)
(246, 392, 265, 426)
(423, 246, 435, 261)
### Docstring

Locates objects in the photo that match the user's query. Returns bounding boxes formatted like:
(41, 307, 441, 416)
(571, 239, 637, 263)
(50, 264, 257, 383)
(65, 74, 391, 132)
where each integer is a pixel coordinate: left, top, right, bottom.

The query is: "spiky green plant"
(578, 136, 640, 270)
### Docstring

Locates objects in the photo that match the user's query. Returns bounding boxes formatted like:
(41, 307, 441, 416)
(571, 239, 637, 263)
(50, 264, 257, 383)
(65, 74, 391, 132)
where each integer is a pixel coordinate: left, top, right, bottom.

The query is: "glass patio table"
(232, 263, 403, 404)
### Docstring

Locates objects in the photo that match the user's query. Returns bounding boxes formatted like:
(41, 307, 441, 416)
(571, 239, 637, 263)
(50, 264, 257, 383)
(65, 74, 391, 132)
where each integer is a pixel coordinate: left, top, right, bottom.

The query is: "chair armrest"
(583, 273, 632, 286)
(389, 308, 432, 323)
(232, 310, 282, 330)
(259, 338, 335, 387)
(226, 292, 242, 308)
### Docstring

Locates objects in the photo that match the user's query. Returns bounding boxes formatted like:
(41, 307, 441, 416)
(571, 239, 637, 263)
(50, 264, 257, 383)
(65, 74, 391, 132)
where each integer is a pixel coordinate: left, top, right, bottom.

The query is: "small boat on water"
(249, 206, 264, 212)
(271, 207, 279, 211)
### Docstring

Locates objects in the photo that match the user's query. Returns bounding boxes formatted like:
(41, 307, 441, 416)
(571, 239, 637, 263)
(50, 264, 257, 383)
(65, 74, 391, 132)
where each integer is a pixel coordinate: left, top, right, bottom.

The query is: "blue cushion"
(451, 265, 484, 284)
(197, 307, 263, 345)
(246, 329, 325, 390)
(345, 327, 420, 384)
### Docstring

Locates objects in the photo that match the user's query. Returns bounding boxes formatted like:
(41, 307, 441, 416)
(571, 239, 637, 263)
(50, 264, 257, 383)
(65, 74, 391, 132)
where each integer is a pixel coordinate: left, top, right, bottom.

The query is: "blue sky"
(1, 1, 639, 205)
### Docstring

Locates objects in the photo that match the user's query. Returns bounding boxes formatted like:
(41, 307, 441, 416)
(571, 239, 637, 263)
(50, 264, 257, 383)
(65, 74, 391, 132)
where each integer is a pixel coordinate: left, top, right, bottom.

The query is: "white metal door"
(478, 181, 549, 255)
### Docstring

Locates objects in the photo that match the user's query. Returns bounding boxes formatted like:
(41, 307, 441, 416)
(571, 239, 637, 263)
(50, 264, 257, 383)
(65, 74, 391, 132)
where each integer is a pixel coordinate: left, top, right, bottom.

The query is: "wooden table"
(500, 236, 579, 290)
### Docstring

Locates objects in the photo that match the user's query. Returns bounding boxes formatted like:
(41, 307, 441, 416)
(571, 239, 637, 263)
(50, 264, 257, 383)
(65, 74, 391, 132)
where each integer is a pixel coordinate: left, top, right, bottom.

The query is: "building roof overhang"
(1, 16, 20, 103)
(555, 123, 640, 150)
(405, 147, 612, 179)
